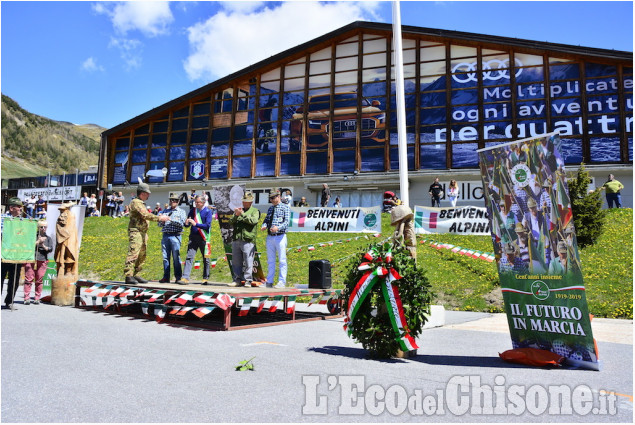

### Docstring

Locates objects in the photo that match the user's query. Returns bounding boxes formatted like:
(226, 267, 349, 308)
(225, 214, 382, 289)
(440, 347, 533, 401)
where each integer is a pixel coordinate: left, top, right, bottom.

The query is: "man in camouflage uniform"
(124, 183, 168, 284)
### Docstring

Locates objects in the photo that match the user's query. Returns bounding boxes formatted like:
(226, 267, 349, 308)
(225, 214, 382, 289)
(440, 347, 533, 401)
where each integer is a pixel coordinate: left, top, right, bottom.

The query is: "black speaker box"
(308, 259, 331, 289)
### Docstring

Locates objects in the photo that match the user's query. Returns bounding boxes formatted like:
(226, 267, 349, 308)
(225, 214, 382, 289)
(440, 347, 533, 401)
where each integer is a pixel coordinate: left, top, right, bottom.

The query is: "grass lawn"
(78, 208, 632, 319)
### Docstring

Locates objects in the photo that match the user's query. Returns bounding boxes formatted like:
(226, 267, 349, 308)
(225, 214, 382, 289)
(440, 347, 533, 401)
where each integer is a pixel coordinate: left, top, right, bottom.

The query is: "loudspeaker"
(309, 259, 331, 289)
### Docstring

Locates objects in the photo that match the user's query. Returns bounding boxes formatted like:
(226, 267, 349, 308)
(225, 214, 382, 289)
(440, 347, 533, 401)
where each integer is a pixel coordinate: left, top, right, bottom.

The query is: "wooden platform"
(74, 279, 343, 331)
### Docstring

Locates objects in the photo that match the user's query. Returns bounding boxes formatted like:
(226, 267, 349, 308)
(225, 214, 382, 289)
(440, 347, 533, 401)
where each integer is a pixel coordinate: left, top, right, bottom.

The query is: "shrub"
(567, 163, 607, 247)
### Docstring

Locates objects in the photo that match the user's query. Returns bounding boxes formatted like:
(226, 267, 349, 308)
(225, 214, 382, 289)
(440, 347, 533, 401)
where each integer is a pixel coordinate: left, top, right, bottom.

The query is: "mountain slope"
(1, 94, 104, 179)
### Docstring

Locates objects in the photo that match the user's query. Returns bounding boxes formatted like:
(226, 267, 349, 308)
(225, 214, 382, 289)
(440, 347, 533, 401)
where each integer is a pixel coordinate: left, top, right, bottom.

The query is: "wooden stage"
(74, 279, 343, 331)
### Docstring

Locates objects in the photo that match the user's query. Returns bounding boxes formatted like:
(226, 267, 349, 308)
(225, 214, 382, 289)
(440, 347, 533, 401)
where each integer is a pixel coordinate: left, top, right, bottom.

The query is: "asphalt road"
(1, 288, 632, 423)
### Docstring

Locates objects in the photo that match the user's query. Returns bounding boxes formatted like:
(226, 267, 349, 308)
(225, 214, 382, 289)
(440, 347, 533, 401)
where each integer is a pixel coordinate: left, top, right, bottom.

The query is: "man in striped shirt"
(158, 193, 187, 284)
(261, 189, 290, 288)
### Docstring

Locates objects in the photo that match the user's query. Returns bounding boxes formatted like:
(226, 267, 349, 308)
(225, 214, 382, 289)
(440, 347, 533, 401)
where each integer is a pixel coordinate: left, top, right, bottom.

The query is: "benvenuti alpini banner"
(288, 207, 381, 233)
(477, 132, 600, 370)
(414, 205, 491, 235)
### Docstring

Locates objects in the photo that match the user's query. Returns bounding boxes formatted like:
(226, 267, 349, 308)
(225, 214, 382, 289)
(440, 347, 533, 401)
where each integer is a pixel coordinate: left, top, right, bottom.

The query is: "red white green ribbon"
(381, 268, 419, 352)
(345, 260, 419, 351)
(194, 209, 212, 258)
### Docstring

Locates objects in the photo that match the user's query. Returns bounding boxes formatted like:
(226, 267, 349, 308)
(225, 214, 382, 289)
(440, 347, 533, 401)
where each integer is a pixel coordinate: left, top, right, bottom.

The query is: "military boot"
(125, 276, 138, 284)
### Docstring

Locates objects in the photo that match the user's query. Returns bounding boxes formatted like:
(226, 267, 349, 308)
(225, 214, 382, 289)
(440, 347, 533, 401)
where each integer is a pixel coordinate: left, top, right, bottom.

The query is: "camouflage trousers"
(124, 229, 148, 277)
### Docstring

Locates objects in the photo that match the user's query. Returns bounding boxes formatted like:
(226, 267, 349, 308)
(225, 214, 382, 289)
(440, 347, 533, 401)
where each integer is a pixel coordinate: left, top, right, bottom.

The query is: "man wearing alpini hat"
(261, 189, 290, 288)
(229, 191, 260, 287)
(124, 182, 168, 284)
(158, 192, 187, 284)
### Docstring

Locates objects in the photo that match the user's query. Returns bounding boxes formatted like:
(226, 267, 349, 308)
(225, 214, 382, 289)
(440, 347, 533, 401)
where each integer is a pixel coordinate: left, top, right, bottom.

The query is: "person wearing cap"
(601, 174, 624, 208)
(261, 189, 290, 288)
(511, 183, 528, 219)
(523, 197, 546, 242)
(124, 183, 169, 285)
(182, 195, 213, 284)
(498, 243, 527, 274)
(539, 179, 552, 214)
(514, 222, 530, 269)
(548, 241, 570, 275)
(23, 220, 53, 305)
(158, 193, 187, 284)
(2, 198, 25, 308)
(229, 191, 260, 287)
(498, 199, 516, 244)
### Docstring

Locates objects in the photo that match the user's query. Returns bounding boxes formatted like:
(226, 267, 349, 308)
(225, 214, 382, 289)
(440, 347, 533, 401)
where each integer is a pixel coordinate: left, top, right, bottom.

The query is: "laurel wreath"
(342, 242, 434, 358)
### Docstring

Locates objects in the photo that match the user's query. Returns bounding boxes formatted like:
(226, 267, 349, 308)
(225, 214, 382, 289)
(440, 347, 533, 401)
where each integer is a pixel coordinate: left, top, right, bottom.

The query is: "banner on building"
(1, 219, 37, 263)
(287, 207, 381, 233)
(414, 205, 490, 235)
(477, 132, 599, 370)
(18, 186, 81, 202)
(213, 185, 265, 282)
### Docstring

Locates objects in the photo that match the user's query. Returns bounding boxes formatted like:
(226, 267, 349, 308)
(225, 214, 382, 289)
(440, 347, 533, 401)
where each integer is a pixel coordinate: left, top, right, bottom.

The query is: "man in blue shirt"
(158, 193, 187, 284)
(261, 189, 290, 288)
(182, 195, 212, 284)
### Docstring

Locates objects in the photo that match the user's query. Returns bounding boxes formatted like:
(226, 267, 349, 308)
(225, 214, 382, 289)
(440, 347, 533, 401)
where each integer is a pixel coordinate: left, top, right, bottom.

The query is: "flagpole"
(62, 172, 66, 204)
(392, 0, 409, 207)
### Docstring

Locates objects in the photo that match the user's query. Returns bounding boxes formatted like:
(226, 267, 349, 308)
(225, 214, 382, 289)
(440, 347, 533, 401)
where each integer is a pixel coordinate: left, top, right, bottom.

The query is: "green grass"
(1, 156, 50, 180)
(78, 209, 633, 319)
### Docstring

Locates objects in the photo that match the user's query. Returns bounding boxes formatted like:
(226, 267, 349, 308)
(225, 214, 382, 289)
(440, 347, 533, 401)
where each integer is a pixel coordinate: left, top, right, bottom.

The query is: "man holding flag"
(182, 195, 212, 284)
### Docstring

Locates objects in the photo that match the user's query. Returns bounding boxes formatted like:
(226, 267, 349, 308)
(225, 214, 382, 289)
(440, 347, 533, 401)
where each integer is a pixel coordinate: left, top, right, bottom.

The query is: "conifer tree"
(567, 163, 606, 247)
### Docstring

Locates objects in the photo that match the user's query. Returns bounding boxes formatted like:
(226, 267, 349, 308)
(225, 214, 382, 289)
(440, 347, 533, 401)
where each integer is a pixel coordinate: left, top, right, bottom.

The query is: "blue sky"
(1, 1, 632, 130)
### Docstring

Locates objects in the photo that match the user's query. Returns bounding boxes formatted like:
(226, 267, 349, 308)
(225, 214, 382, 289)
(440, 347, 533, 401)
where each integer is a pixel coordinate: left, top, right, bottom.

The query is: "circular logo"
(531, 280, 550, 300)
(364, 213, 377, 228)
(511, 163, 531, 187)
(451, 58, 524, 84)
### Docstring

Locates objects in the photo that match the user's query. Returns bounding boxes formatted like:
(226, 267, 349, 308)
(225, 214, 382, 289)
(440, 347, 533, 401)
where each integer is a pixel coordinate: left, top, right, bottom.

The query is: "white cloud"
(219, 1, 266, 14)
(93, 1, 174, 37)
(109, 37, 143, 70)
(183, 1, 382, 82)
(80, 57, 105, 72)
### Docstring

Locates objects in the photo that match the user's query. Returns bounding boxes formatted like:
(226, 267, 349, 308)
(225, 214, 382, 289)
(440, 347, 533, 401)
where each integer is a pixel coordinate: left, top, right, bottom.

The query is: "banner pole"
(392, 0, 409, 207)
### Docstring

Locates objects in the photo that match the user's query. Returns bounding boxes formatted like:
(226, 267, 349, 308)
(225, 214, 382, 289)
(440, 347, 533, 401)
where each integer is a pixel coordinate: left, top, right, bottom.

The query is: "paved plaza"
(1, 286, 632, 423)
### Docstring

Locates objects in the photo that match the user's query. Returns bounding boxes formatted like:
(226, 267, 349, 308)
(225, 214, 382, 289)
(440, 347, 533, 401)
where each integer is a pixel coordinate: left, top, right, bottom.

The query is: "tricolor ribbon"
(345, 259, 419, 352)
(193, 209, 212, 258)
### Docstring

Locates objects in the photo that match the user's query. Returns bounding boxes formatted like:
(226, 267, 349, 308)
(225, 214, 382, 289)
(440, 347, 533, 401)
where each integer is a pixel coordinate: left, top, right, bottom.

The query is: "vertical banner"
(213, 185, 265, 282)
(1, 219, 38, 262)
(477, 133, 599, 370)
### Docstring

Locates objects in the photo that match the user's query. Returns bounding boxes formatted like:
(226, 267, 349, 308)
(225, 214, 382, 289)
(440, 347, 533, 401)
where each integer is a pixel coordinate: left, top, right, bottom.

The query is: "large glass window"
(112, 134, 130, 184)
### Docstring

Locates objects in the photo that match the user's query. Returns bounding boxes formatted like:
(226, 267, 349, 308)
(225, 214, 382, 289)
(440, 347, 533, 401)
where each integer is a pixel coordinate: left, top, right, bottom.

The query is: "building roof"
(103, 20, 632, 137)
